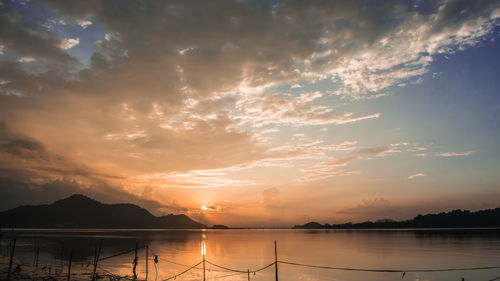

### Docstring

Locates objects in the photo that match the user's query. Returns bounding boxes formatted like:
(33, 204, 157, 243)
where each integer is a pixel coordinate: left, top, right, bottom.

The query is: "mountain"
(293, 221, 324, 229)
(0, 194, 206, 229)
(293, 207, 500, 229)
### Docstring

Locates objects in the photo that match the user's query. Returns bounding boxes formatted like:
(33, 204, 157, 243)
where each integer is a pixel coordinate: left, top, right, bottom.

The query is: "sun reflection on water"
(201, 240, 206, 257)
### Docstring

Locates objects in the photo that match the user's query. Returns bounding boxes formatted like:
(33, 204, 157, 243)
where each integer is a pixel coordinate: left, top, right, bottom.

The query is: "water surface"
(1, 228, 499, 281)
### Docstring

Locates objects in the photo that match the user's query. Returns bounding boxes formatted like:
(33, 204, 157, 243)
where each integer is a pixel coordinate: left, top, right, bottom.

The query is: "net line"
(205, 259, 276, 274)
(278, 260, 500, 273)
(162, 261, 202, 281)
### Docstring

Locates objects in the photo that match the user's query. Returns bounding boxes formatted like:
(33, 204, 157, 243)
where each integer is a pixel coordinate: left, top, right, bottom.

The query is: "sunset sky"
(1, 0, 500, 227)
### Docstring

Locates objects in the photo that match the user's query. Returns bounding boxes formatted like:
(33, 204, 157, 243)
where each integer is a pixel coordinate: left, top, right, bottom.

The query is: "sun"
(201, 205, 207, 211)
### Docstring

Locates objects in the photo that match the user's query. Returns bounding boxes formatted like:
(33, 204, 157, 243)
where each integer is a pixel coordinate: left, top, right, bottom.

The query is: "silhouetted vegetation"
(293, 207, 500, 229)
(0, 194, 206, 229)
(210, 225, 229, 229)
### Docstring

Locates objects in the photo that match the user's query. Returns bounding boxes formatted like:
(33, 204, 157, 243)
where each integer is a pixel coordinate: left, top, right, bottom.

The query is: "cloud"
(0, 5, 77, 65)
(354, 145, 401, 157)
(58, 38, 79, 50)
(338, 198, 396, 217)
(17, 57, 36, 63)
(235, 91, 380, 127)
(0, 122, 184, 214)
(0, 0, 497, 224)
(0, 122, 122, 182)
(130, 168, 258, 189)
(0, 177, 186, 214)
(299, 156, 359, 183)
(435, 151, 475, 157)
(76, 19, 92, 28)
(408, 173, 427, 179)
(327, 141, 358, 152)
(323, 1, 500, 98)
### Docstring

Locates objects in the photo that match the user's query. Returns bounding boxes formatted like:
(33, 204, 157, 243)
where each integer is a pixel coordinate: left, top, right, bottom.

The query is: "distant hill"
(0, 194, 206, 229)
(293, 207, 500, 229)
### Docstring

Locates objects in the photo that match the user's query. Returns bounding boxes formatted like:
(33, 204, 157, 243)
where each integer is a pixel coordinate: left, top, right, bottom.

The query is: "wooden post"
(145, 245, 148, 281)
(274, 240, 278, 281)
(247, 269, 250, 281)
(202, 240, 206, 281)
(91, 243, 97, 281)
(92, 243, 97, 269)
(33, 240, 37, 266)
(202, 253, 206, 281)
(92, 240, 102, 281)
(133, 242, 138, 280)
(60, 242, 65, 266)
(7, 238, 16, 281)
(67, 250, 73, 281)
(35, 245, 39, 269)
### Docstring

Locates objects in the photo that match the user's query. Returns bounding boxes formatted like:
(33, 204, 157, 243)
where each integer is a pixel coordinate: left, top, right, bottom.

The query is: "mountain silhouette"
(293, 207, 500, 229)
(0, 194, 205, 229)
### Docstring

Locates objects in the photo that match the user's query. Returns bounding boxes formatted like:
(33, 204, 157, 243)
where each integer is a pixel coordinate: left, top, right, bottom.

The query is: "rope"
(100, 248, 135, 261)
(98, 265, 134, 281)
(205, 260, 276, 275)
(148, 248, 225, 275)
(205, 260, 248, 273)
(206, 271, 247, 279)
(157, 257, 198, 268)
(253, 262, 276, 273)
(80, 245, 147, 265)
(162, 261, 202, 281)
(150, 256, 229, 273)
(488, 276, 500, 281)
(278, 260, 500, 273)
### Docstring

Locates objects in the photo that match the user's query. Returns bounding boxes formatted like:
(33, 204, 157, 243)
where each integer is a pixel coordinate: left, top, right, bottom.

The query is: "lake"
(1, 228, 500, 281)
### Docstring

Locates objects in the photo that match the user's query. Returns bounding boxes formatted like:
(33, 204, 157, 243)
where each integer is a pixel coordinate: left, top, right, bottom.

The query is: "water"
(1, 228, 500, 281)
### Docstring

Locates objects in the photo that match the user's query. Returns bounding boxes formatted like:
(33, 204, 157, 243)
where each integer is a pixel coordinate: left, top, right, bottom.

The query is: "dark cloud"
(0, 122, 185, 215)
(0, 122, 117, 181)
(27, 0, 417, 104)
(0, 177, 184, 215)
(427, 0, 499, 36)
(0, 2, 77, 64)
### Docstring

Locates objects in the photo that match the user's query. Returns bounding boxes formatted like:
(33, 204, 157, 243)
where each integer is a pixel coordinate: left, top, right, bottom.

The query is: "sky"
(1, 0, 500, 227)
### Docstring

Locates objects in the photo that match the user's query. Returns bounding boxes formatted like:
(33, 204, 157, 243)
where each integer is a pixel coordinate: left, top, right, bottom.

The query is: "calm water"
(1, 228, 500, 281)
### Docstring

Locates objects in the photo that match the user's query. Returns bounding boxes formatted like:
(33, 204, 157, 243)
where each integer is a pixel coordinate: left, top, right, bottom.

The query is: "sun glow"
(201, 205, 207, 211)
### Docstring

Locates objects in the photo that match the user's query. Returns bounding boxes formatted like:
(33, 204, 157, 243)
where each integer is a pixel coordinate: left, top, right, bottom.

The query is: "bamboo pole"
(35, 245, 39, 269)
(60, 242, 64, 266)
(7, 238, 16, 281)
(202, 240, 206, 281)
(67, 250, 73, 281)
(202, 252, 206, 281)
(91, 243, 97, 281)
(145, 245, 149, 281)
(33, 239, 37, 266)
(133, 242, 138, 280)
(92, 240, 102, 281)
(274, 240, 278, 281)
